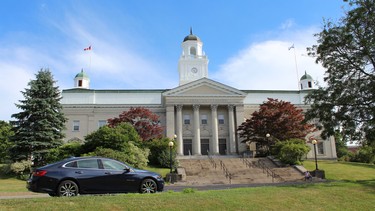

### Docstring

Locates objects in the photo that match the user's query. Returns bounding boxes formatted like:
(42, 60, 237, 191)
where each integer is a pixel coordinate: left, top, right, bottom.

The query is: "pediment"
(163, 78, 246, 97)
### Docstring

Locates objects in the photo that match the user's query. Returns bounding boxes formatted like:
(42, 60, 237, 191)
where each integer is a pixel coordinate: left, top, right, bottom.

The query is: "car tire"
(57, 180, 79, 197)
(140, 179, 157, 194)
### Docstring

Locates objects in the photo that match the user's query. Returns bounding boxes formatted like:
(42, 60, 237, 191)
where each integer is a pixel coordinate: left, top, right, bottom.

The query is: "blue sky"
(0, 0, 348, 121)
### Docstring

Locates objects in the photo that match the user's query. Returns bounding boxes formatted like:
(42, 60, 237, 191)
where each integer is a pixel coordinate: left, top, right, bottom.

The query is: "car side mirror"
(123, 167, 131, 173)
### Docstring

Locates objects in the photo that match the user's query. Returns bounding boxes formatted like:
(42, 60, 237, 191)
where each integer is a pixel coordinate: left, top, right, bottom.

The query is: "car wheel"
(140, 179, 157, 193)
(57, 180, 79, 197)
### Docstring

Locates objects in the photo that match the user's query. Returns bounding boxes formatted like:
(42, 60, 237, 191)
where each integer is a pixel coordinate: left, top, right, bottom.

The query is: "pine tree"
(0, 120, 14, 162)
(10, 69, 66, 166)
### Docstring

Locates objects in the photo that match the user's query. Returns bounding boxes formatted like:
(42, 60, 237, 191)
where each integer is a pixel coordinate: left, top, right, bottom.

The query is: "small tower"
(74, 69, 90, 89)
(178, 28, 209, 85)
(300, 71, 315, 90)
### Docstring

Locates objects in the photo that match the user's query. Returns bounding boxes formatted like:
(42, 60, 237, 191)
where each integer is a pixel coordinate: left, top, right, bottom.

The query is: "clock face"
(191, 67, 198, 73)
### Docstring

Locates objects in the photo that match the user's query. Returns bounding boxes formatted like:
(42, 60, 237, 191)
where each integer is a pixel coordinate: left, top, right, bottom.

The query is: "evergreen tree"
(305, 0, 375, 146)
(10, 69, 66, 166)
(0, 120, 14, 162)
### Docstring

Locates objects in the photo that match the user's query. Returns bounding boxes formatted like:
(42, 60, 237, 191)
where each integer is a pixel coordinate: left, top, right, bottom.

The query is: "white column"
(228, 105, 236, 154)
(235, 105, 245, 153)
(176, 105, 183, 155)
(165, 105, 175, 139)
(193, 104, 201, 155)
(211, 104, 219, 154)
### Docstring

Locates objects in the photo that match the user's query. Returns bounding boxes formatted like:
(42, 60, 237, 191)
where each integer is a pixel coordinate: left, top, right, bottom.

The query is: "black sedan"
(26, 157, 164, 197)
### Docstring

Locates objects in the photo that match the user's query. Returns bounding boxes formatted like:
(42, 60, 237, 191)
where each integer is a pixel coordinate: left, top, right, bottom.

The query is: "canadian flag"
(84, 46, 92, 51)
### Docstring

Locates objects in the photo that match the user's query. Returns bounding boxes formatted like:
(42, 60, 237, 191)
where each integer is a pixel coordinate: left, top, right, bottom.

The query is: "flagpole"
(84, 45, 92, 71)
(289, 44, 300, 90)
(89, 47, 92, 71)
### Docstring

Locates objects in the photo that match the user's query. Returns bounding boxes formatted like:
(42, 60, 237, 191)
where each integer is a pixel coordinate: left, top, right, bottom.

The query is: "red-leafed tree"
(108, 107, 163, 141)
(237, 98, 315, 153)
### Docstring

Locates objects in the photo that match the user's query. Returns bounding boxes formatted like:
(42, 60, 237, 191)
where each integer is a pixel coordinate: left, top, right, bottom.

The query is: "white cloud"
(211, 27, 326, 90)
(0, 62, 33, 121)
(280, 19, 295, 30)
(0, 7, 177, 121)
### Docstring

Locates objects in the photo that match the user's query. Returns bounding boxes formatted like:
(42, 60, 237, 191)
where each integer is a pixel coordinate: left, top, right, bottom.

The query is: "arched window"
(190, 47, 196, 56)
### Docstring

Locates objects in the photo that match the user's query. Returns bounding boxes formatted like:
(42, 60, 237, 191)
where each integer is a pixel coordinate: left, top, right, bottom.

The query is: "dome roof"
(300, 71, 312, 80)
(75, 69, 89, 78)
(183, 28, 201, 42)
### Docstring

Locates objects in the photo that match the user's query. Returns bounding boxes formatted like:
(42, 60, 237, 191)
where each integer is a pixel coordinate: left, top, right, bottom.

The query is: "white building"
(61, 30, 337, 160)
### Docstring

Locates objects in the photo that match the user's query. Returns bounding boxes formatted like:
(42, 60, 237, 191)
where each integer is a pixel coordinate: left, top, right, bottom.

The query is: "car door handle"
(105, 172, 112, 175)
(75, 171, 83, 174)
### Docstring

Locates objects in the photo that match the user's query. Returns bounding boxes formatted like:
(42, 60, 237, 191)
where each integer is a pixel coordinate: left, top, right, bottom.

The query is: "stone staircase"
(176, 156, 304, 185)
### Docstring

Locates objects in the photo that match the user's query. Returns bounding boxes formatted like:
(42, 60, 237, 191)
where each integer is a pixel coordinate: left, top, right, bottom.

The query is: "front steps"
(176, 157, 304, 185)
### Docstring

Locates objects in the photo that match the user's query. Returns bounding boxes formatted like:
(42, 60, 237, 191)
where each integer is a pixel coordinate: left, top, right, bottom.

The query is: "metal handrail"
(206, 152, 232, 183)
(241, 157, 283, 182)
(256, 159, 283, 182)
(207, 151, 217, 169)
(219, 160, 232, 184)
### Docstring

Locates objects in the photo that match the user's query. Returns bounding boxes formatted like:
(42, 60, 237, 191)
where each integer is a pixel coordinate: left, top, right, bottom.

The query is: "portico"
(163, 78, 246, 156)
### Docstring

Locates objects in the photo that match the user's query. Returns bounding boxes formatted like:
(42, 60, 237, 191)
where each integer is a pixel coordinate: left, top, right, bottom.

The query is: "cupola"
(300, 71, 315, 90)
(74, 69, 90, 89)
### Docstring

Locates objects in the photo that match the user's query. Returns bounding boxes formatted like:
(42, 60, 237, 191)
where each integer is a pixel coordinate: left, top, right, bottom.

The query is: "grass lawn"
(303, 160, 375, 181)
(0, 161, 374, 211)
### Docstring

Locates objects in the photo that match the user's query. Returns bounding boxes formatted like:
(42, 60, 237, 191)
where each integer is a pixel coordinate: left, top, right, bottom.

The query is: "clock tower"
(178, 28, 209, 85)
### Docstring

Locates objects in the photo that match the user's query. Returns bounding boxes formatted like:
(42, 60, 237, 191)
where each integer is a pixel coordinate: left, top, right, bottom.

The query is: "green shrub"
(44, 142, 82, 164)
(0, 163, 13, 176)
(85, 142, 149, 168)
(10, 160, 32, 179)
(274, 139, 310, 165)
(157, 149, 177, 169)
(143, 137, 176, 167)
(82, 123, 142, 154)
(351, 145, 375, 164)
(338, 153, 353, 162)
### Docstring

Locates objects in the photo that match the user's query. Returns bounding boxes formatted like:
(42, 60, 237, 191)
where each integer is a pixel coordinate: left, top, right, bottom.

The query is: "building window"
(184, 115, 190, 125)
(78, 80, 83, 87)
(308, 81, 312, 88)
(218, 114, 225, 124)
(73, 120, 80, 131)
(201, 115, 207, 125)
(98, 120, 107, 128)
(190, 47, 196, 56)
(318, 142, 324, 154)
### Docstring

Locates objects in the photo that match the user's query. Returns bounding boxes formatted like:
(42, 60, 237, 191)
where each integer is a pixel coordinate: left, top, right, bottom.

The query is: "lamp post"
(168, 140, 174, 173)
(312, 139, 319, 170)
(266, 133, 271, 155)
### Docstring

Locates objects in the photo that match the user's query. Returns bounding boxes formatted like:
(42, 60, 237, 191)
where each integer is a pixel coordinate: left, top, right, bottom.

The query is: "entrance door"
(219, 138, 227, 155)
(201, 139, 209, 155)
(183, 139, 192, 155)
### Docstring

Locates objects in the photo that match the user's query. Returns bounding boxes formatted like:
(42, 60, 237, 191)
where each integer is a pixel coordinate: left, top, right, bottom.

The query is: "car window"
(101, 159, 127, 171)
(64, 161, 77, 168)
(77, 159, 99, 169)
